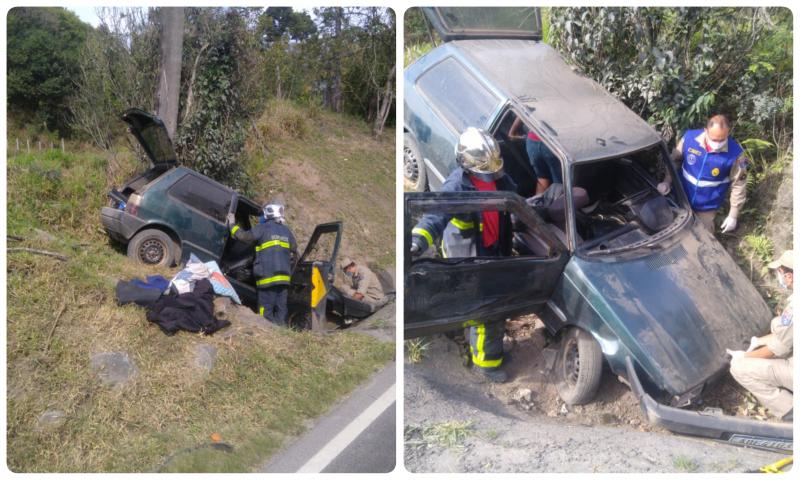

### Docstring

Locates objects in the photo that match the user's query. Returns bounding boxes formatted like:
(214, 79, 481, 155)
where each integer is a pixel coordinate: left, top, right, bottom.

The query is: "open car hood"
(423, 7, 542, 41)
(569, 221, 772, 397)
(121, 108, 178, 169)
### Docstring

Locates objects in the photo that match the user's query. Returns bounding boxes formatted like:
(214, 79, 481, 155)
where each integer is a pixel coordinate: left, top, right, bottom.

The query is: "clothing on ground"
(115, 279, 164, 308)
(146, 279, 231, 336)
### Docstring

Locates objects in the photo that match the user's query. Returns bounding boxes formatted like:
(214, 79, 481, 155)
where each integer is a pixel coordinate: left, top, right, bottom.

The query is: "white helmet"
(263, 203, 285, 222)
(455, 127, 504, 182)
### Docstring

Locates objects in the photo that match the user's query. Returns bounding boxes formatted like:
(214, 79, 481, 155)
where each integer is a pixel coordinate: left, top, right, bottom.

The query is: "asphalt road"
(261, 361, 396, 473)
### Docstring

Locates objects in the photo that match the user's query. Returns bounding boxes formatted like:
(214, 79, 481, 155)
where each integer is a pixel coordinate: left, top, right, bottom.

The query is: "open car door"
(288, 222, 343, 331)
(405, 191, 568, 338)
(423, 7, 542, 41)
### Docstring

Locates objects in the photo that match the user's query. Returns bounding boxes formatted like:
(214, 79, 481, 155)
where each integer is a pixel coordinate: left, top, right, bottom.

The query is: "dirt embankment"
(404, 316, 787, 473)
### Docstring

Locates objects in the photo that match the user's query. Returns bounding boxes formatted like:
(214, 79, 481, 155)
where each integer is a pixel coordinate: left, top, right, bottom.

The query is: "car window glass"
(168, 174, 231, 223)
(416, 56, 499, 132)
(139, 123, 177, 164)
(431, 7, 541, 36)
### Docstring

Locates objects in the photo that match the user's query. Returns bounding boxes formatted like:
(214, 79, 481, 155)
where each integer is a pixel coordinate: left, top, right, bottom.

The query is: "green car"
(101, 108, 369, 330)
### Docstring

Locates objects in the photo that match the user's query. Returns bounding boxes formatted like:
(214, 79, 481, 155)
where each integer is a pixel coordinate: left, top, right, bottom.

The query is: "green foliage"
(175, 10, 258, 191)
(547, 7, 792, 152)
(69, 8, 159, 148)
(7, 7, 91, 134)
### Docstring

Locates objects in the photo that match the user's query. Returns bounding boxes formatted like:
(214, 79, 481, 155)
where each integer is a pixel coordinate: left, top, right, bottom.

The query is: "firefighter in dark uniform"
(227, 202, 297, 326)
(410, 127, 517, 383)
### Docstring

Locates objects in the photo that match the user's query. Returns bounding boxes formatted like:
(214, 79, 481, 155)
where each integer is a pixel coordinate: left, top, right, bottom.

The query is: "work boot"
(472, 365, 507, 383)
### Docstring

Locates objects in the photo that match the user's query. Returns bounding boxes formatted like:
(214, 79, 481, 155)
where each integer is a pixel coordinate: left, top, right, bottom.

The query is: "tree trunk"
(372, 63, 395, 137)
(155, 7, 184, 139)
(331, 7, 343, 113)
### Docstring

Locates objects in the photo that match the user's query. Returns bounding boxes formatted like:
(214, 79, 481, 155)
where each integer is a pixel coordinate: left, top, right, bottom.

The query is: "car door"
(404, 190, 569, 338)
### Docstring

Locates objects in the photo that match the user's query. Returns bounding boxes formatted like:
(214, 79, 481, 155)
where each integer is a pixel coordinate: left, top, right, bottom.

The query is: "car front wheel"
(404, 133, 427, 192)
(127, 229, 179, 267)
(555, 327, 603, 405)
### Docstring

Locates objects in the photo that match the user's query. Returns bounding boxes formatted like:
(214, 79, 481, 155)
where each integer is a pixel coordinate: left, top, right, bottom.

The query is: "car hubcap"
(139, 238, 165, 264)
(564, 338, 580, 386)
(404, 146, 419, 183)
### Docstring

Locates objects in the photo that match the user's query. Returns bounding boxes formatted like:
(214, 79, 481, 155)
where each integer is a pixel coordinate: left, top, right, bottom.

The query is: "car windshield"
(571, 145, 688, 255)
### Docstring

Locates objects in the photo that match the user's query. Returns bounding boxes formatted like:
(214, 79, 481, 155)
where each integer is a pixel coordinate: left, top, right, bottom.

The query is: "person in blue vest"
(410, 127, 517, 383)
(227, 202, 297, 326)
(658, 114, 748, 232)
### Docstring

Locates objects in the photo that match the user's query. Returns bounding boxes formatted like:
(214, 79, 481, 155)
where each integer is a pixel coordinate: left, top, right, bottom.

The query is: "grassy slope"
(6, 109, 395, 472)
(245, 100, 396, 268)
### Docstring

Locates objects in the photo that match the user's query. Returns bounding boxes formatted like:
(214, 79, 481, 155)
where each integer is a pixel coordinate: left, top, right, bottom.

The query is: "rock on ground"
(193, 344, 217, 375)
(37, 410, 66, 430)
(90, 351, 138, 388)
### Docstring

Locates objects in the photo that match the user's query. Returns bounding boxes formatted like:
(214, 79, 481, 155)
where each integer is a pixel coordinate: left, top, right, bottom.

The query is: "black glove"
(410, 235, 428, 256)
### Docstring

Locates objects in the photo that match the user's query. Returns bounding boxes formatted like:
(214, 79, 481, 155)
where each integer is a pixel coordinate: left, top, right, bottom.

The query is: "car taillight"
(127, 193, 141, 216)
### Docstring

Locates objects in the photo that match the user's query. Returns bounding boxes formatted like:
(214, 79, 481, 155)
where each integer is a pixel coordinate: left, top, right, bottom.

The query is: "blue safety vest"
(679, 129, 743, 212)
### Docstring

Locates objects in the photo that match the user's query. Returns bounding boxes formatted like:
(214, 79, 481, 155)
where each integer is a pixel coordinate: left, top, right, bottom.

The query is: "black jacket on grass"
(146, 279, 230, 335)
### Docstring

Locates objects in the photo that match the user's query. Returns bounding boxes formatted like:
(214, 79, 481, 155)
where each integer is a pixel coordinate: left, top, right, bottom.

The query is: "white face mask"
(706, 137, 727, 151)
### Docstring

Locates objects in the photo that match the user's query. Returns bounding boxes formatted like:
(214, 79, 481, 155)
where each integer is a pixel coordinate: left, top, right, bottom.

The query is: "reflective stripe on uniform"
(411, 227, 433, 246)
(256, 274, 291, 286)
(682, 167, 731, 187)
(230, 225, 240, 235)
(255, 239, 291, 251)
(449, 217, 475, 230)
(471, 324, 503, 368)
(259, 306, 264, 316)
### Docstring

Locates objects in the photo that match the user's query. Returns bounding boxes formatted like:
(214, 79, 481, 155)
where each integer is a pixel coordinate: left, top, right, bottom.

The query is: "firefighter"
(227, 202, 297, 326)
(410, 127, 517, 383)
(658, 114, 748, 233)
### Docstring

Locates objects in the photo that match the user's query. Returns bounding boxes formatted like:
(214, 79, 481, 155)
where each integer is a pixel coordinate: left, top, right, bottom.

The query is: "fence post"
(38, 140, 41, 151)
(26, 138, 30, 154)
(50, 141, 53, 150)
(16, 138, 19, 154)
(61, 138, 65, 153)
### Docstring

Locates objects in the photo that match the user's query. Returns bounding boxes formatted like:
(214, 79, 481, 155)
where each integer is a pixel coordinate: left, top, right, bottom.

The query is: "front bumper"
(625, 356, 793, 453)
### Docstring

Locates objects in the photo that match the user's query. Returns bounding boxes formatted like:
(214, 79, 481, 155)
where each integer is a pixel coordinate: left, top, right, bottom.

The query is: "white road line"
(296, 384, 396, 473)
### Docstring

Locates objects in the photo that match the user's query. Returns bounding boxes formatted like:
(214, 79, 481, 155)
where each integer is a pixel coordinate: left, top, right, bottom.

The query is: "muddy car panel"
(541, 216, 770, 403)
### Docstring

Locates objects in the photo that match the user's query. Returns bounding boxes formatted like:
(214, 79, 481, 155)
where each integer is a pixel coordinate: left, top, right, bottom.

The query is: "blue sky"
(68, 6, 101, 27)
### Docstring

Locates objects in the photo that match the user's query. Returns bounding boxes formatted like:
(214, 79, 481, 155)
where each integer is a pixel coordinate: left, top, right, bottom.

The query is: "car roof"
(450, 39, 664, 163)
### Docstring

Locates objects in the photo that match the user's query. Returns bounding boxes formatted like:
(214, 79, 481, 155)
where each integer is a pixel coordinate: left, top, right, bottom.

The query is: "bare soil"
(404, 315, 787, 473)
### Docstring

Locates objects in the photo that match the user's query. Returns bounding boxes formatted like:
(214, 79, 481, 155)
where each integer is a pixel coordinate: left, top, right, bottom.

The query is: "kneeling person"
(338, 256, 388, 309)
(728, 250, 793, 421)
(228, 202, 297, 326)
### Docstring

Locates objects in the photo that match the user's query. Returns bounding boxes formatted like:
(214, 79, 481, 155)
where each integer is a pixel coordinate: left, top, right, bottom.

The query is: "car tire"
(404, 133, 428, 192)
(127, 229, 179, 267)
(555, 327, 603, 405)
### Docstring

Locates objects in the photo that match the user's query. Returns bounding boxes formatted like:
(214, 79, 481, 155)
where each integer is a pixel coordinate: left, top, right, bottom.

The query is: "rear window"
(416, 56, 500, 132)
(430, 7, 541, 37)
(168, 173, 231, 222)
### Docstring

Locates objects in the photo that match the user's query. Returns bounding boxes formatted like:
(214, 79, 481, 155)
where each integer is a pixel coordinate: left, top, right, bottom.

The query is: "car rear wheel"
(127, 229, 179, 267)
(555, 327, 603, 405)
(404, 133, 427, 192)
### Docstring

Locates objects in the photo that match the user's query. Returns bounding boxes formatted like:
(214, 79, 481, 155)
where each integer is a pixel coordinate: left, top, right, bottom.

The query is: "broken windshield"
(571, 145, 688, 255)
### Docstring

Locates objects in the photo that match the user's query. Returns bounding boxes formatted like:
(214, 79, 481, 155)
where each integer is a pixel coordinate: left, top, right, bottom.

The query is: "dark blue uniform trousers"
(258, 285, 289, 326)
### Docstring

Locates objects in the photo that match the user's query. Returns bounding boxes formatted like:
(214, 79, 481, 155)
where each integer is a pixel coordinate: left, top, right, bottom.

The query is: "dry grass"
(246, 99, 395, 268)
(6, 144, 394, 472)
